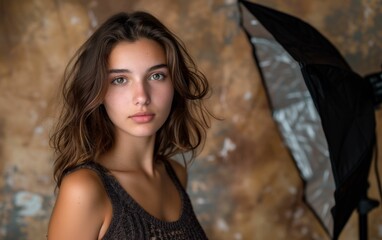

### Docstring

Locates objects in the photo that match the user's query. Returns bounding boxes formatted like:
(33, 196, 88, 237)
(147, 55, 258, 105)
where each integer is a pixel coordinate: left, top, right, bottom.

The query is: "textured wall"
(0, 0, 381, 239)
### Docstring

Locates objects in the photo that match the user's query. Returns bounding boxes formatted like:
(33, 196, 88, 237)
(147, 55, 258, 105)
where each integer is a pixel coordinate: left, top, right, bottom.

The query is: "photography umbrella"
(238, 0, 378, 239)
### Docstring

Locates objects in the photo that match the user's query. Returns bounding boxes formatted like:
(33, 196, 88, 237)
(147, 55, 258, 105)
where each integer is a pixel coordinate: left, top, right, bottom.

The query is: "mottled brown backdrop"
(1, 0, 382, 239)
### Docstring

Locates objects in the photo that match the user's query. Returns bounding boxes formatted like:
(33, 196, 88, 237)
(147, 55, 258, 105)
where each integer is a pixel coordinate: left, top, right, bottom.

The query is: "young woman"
(48, 11, 212, 239)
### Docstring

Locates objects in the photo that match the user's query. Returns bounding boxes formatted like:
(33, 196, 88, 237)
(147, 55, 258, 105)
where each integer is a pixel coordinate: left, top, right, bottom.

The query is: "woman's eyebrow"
(108, 63, 168, 74)
(147, 63, 168, 72)
(108, 68, 131, 74)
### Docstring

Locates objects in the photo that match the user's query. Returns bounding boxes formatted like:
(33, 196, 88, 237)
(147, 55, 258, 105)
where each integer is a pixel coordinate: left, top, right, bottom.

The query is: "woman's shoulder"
(61, 167, 104, 192)
(48, 168, 110, 239)
(167, 159, 188, 189)
(58, 167, 108, 208)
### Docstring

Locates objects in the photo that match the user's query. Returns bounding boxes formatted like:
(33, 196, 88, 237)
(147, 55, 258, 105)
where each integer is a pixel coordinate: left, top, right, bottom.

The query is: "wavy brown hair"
(50, 11, 213, 187)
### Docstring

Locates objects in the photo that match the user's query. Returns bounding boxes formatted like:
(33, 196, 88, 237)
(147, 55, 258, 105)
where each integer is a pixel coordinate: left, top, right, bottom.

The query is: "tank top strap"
(162, 159, 185, 190)
(64, 161, 108, 179)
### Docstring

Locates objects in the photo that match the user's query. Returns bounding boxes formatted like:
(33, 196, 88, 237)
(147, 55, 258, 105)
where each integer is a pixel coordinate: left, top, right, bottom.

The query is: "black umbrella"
(238, 1, 379, 239)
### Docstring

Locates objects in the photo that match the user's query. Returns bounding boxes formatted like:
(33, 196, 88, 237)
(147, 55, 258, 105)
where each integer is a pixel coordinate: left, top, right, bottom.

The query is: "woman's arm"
(47, 169, 109, 240)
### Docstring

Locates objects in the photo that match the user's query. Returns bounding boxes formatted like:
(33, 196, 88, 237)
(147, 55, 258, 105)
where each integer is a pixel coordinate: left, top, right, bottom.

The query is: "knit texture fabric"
(68, 161, 208, 240)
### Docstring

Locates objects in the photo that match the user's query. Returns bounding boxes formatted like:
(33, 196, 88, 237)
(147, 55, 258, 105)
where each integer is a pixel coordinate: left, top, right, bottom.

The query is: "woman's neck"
(97, 133, 157, 175)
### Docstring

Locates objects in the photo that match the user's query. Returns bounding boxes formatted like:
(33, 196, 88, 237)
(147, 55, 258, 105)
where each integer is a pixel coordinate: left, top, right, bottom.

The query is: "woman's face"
(103, 38, 174, 140)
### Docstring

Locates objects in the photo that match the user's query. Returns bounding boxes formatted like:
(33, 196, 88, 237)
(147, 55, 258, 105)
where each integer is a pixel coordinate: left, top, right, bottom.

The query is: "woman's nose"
(133, 82, 150, 106)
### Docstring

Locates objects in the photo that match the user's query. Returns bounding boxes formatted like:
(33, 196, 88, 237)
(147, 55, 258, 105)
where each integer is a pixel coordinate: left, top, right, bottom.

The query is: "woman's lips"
(129, 113, 155, 123)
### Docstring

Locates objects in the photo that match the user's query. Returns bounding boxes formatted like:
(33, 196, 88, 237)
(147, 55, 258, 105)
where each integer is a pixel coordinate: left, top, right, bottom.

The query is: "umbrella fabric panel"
(239, 0, 350, 70)
(302, 64, 376, 186)
(302, 64, 376, 238)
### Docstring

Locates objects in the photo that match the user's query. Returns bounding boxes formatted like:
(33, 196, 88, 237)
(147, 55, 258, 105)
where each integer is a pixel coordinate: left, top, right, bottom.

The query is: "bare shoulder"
(167, 159, 188, 189)
(48, 168, 108, 240)
(58, 168, 106, 202)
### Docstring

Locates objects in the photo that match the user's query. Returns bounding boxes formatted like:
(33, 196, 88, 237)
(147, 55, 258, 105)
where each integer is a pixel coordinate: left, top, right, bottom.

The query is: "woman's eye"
(111, 77, 127, 85)
(149, 73, 165, 81)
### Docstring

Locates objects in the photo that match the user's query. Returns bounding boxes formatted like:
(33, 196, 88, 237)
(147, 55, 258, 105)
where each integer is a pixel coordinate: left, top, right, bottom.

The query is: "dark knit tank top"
(70, 161, 208, 240)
